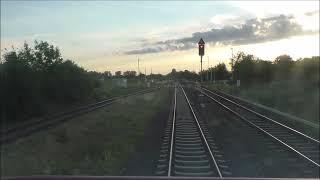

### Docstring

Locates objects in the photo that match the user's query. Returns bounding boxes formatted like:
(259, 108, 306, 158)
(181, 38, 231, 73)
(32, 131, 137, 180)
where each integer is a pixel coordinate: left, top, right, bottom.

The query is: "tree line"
(1, 41, 98, 122)
(200, 52, 319, 86)
(0, 41, 166, 123)
(1, 40, 318, 123)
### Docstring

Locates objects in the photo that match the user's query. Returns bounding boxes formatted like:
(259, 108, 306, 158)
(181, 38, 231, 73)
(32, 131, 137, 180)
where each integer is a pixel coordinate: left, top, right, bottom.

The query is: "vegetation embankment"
(202, 54, 319, 124)
(1, 40, 318, 124)
(0, 41, 155, 126)
(1, 88, 170, 176)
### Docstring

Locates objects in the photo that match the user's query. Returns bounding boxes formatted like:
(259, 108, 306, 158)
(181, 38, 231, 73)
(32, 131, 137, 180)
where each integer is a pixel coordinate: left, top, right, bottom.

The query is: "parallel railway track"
(0, 88, 158, 144)
(198, 86, 319, 168)
(155, 84, 231, 177)
(3, 82, 318, 178)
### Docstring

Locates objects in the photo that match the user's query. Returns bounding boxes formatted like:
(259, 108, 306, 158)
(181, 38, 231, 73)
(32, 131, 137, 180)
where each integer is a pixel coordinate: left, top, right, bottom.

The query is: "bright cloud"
(125, 14, 318, 55)
(1, 1, 319, 74)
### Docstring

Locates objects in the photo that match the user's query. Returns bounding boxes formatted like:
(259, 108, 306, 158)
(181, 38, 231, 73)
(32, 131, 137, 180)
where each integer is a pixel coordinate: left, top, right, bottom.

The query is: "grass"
(93, 79, 154, 101)
(1, 88, 170, 176)
(3, 79, 154, 131)
(205, 80, 319, 123)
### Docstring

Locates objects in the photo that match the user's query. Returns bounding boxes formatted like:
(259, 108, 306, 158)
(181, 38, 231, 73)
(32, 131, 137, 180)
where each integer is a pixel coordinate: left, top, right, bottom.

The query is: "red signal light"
(198, 38, 205, 56)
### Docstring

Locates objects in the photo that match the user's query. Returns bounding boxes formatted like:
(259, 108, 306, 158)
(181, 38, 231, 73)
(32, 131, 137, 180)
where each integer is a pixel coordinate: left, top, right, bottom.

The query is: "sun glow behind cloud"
(1, 1, 319, 74)
(84, 34, 319, 74)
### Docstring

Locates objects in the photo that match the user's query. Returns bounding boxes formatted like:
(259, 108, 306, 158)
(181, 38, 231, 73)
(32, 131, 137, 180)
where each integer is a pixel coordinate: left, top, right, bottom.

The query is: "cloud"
(210, 14, 246, 28)
(304, 10, 319, 16)
(124, 14, 318, 55)
(125, 47, 164, 55)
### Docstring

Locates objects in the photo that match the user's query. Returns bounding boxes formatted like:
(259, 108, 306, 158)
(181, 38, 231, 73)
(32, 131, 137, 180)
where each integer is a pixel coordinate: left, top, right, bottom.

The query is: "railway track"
(197, 86, 320, 168)
(0, 88, 158, 144)
(155, 84, 231, 177)
(201, 86, 319, 135)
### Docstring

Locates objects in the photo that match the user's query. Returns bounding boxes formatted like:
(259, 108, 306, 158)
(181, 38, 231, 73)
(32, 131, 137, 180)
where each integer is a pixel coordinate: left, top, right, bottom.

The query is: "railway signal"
(198, 38, 205, 82)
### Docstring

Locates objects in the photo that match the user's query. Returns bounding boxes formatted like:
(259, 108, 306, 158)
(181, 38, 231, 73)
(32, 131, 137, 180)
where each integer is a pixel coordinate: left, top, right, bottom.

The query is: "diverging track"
(155, 84, 231, 177)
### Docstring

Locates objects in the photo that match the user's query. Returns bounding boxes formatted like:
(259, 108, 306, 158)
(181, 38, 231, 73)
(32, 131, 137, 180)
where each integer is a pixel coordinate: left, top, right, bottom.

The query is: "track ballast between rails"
(155, 84, 231, 177)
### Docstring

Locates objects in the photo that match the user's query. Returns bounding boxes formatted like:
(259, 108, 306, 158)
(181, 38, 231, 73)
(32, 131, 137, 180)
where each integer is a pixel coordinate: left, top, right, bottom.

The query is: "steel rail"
(201, 86, 319, 129)
(1, 88, 156, 135)
(199, 89, 320, 167)
(180, 85, 223, 178)
(167, 86, 177, 176)
(201, 87, 320, 144)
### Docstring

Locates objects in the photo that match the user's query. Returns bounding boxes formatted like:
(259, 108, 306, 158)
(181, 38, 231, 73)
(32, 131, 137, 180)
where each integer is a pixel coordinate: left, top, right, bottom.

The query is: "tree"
(292, 56, 319, 83)
(103, 71, 112, 78)
(115, 71, 122, 77)
(1, 41, 95, 122)
(233, 52, 256, 85)
(166, 69, 198, 80)
(274, 54, 293, 80)
(149, 73, 164, 80)
(123, 71, 137, 78)
(274, 54, 293, 64)
(254, 60, 273, 83)
(214, 63, 229, 80)
(32, 41, 63, 71)
(2, 50, 35, 120)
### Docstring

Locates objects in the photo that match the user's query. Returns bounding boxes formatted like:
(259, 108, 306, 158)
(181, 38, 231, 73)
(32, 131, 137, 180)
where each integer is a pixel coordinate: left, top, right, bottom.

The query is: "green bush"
(1, 41, 95, 123)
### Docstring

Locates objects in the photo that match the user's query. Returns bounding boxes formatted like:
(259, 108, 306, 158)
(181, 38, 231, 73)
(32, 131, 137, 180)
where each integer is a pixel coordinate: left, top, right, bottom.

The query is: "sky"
(1, 1, 319, 74)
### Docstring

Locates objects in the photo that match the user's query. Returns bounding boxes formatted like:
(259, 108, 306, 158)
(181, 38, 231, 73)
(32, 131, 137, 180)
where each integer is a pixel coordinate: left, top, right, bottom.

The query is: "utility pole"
(138, 58, 140, 75)
(145, 66, 147, 82)
(207, 56, 209, 82)
(231, 48, 234, 82)
(211, 65, 213, 83)
(231, 48, 234, 69)
(200, 56, 203, 82)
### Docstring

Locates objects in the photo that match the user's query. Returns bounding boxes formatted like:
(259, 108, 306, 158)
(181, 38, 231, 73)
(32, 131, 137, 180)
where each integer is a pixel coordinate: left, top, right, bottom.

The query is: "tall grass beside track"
(93, 78, 152, 101)
(205, 80, 319, 124)
(1, 88, 169, 176)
